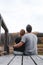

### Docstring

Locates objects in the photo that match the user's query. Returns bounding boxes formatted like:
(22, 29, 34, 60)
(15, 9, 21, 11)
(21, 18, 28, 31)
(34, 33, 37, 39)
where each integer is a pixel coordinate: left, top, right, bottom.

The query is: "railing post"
(4, 31, 9, 54)
(0, 15, 1, 44)
(0, 14, 9, 54)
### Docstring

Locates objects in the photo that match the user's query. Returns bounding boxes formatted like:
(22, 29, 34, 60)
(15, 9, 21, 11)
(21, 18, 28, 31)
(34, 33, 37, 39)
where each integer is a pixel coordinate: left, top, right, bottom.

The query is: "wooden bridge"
(0, 52, 43, 65)
(0, 14, 43, 65)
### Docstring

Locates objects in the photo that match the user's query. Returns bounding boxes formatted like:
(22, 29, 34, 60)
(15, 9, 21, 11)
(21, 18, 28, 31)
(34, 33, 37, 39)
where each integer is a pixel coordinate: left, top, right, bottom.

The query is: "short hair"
(26, 24, 32, 32)
(20, 29, 25, 36)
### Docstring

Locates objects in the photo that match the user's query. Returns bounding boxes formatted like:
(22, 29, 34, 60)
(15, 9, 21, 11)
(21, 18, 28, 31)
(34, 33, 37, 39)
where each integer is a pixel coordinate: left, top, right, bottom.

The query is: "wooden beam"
(0, 14, 9, 54)
(0, 14, 8, 32)
(0, 14, 1, 45)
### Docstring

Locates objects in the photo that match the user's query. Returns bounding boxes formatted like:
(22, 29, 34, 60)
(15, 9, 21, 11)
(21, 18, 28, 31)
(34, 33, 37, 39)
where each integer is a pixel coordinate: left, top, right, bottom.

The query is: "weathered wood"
(38, 55, 43, 58)
(23, 56, 35, 65)
(0, 54, 14, 65)
(0, 15, 1, 44)
(0, 14, 9, 54)
(9, 56, 22, 65)
(31, 55, 43, 65)
(38, 55, 43, 60)
(4, 31, 9, 54)
(0, 54, 43, 65)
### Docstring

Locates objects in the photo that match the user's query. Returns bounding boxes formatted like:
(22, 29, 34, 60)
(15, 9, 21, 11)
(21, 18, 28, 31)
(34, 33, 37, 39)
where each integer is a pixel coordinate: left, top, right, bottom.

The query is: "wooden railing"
(37, 44, 43, 55)
(0, 14, 9, 54)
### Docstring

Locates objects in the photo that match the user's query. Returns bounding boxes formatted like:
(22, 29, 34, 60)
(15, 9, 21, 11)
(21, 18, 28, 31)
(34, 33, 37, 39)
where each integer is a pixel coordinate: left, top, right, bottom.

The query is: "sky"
(0, 0, 43, 33)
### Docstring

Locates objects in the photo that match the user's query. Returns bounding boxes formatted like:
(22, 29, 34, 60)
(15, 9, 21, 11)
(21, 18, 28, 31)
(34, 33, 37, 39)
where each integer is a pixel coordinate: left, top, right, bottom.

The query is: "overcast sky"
(0, 0, 43, 33)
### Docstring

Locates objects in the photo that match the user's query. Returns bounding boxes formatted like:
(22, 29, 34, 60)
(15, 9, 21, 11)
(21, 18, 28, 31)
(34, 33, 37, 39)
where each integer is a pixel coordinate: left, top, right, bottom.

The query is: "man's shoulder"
(23, 33, 37, 37)
(23, 34, 28, 37)
(32, 33, 37, 37)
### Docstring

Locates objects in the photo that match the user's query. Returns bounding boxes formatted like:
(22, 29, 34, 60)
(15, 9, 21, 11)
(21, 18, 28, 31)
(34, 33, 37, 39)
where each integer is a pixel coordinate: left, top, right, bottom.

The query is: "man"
(13, 24, 38, 55)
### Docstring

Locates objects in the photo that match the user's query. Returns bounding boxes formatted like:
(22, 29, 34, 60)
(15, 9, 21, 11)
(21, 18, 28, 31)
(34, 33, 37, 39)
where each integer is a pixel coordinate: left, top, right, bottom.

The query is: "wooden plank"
(38, 55, 43, 60)
(9, 56, 22, 65)
(0, 16, 1, 45)
(0, 54, 14, 65)
(31, 55, 43, 65)
(23, 56, 35, 65)
(0, 54, 43, 65)
(38, 55, 43, 58)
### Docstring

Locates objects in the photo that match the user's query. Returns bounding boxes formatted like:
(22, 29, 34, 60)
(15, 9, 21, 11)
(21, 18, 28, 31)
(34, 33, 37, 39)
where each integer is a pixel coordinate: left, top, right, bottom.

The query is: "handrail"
(0, 14, 9, 54)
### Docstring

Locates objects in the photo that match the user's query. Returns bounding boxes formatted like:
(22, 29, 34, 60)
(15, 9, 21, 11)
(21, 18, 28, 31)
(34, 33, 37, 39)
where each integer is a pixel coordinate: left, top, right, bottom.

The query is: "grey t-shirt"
(21, 33, 38, 55)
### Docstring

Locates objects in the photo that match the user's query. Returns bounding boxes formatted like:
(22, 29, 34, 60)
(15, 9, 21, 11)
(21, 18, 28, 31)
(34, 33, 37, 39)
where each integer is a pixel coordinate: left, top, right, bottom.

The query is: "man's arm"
(13, 42, 24, 48)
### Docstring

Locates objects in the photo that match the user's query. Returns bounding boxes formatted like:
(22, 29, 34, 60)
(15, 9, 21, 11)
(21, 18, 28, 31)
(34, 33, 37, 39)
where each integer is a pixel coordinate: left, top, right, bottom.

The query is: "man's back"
(21, 33, 38, 55)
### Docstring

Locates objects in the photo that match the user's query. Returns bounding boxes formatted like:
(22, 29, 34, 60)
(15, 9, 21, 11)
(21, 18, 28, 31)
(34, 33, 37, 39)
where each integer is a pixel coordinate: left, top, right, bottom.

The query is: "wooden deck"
(0, 52, 43, 65)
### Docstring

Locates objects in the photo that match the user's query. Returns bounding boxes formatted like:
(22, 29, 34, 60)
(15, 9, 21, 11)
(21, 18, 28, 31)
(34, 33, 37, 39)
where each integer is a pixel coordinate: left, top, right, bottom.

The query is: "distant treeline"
(0, 33, 43, 45)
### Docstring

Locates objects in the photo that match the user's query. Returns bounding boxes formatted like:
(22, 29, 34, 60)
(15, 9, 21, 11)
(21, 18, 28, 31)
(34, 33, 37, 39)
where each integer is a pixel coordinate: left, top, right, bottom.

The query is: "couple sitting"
(13, 24, 38, 55)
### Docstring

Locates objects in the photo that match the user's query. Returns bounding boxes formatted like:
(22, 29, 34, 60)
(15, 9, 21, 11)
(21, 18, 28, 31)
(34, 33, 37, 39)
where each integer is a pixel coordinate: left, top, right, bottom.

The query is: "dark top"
(15, 36, 21, 44)
(14, 36, 25, 52)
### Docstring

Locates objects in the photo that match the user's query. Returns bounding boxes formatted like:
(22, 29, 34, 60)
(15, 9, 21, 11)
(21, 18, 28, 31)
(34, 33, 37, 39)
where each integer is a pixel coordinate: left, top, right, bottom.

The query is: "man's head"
(26, 24, 32, 33)
(20, 29, 25, 36)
